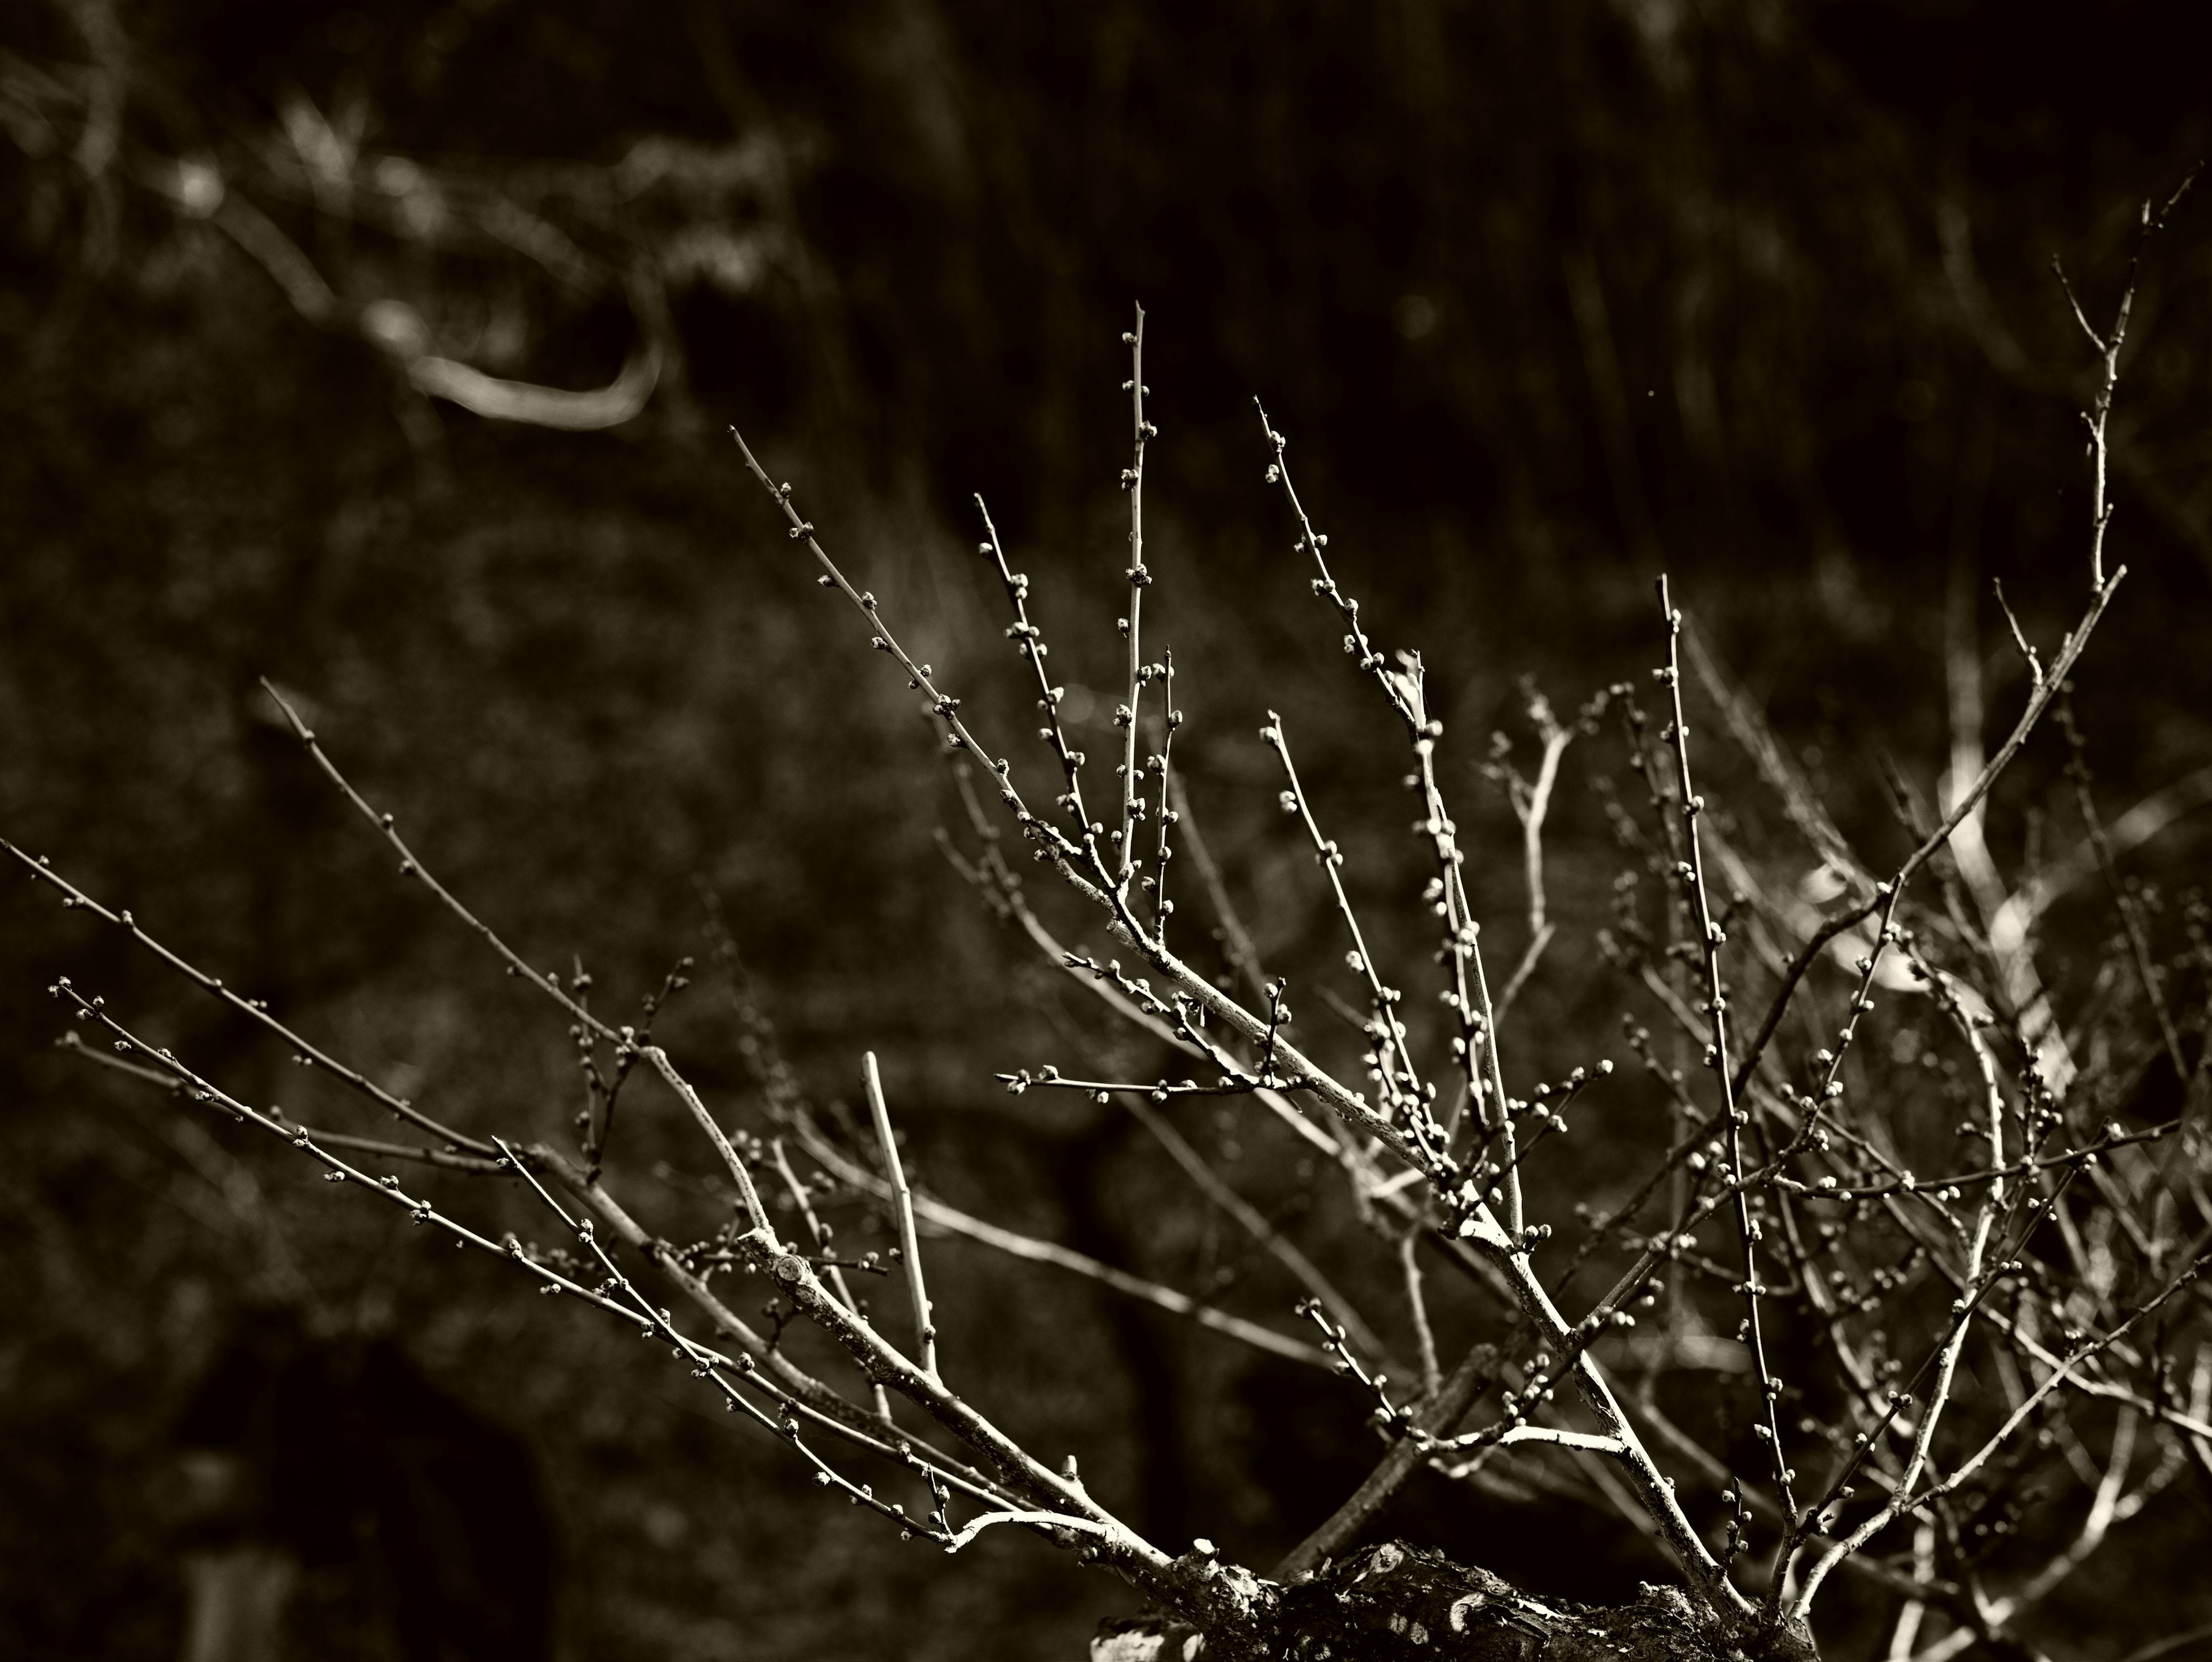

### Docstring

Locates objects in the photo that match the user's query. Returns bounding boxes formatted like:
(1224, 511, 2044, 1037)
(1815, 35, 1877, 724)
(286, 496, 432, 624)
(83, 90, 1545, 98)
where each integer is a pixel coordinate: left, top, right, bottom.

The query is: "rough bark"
(1092, 1543, 1819, 1662)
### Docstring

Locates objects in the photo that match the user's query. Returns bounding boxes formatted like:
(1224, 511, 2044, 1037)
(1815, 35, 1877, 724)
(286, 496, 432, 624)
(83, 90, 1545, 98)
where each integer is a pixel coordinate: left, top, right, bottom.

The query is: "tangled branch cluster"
(14, 198, 2212, 1661)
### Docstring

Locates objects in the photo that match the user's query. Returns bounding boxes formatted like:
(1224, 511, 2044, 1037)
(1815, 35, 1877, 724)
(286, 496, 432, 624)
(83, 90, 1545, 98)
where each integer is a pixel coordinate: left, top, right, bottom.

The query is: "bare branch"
(798, 1118, 1330, 1371)
(1116, 306, 1154, 888)
(771, 1137, 895, 1423)
(1793, 1232, 2212, 1618)
(1122, 1092, 1393, 1368)
(863, 1051, 936, 1378)
(1654, 575, 1796, 1529)
(7, 838, 491, 1154)
(1273, 1339, 1503, 1581)
(642, 1045, 774, 1236)
(1165, 766, 1271, 1005)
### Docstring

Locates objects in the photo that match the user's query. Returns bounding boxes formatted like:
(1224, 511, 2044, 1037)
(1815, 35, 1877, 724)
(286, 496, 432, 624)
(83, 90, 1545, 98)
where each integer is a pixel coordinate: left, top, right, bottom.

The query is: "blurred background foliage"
(4, 1, 2211, 1657)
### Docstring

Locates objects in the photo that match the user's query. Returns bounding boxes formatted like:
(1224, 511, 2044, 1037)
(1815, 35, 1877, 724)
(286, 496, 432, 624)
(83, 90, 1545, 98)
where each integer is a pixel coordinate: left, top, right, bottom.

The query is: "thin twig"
(642, 1045, 774, 1237)
(1493, 684, 1573, 1024)
(772, 1137, 896, 1423)
(1792, 1231, 2212, 1618)
(1272, 1338, 1503, 1581)
(1656, 574, 1796, 1528)
(8, 838, 491, 1153)
(1116, 305, 1154, 888)
(2058, 694, 2189, 1080)
(1165, 766, 1270, 1004)
(865, 1051, 936, 1377)
(1122, 1092, 1393, 1366)
(1399, 1229, 1442, 1398)
(797, 1117, 1330, 1369)
(1147, 652, 1180, 934)
(256, 680, 619, 1044)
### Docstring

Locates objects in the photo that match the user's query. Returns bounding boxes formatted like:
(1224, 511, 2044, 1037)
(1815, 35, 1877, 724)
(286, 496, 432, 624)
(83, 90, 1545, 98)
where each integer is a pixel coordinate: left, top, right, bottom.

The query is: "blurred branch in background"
(5, 30, 807, 444)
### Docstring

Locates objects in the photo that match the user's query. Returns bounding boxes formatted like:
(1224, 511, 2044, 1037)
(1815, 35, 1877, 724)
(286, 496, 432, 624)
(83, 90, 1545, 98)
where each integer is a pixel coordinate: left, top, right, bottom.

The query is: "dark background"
(5, 2, 2211, 1657)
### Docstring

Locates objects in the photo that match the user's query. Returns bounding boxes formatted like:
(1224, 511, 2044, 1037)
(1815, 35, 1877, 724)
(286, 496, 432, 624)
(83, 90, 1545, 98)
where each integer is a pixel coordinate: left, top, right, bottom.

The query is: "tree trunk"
(1092, 1543, 1820, 1662)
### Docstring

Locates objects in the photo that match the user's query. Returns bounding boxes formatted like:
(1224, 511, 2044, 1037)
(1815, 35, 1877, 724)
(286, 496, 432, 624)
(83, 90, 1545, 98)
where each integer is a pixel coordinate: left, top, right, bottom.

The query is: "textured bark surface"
(1092, 1543, 1819, 1662)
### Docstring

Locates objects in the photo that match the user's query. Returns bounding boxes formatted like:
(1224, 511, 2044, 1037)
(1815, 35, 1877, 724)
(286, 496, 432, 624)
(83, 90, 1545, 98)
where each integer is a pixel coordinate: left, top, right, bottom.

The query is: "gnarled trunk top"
(1093, 1543, 1819, 1662)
